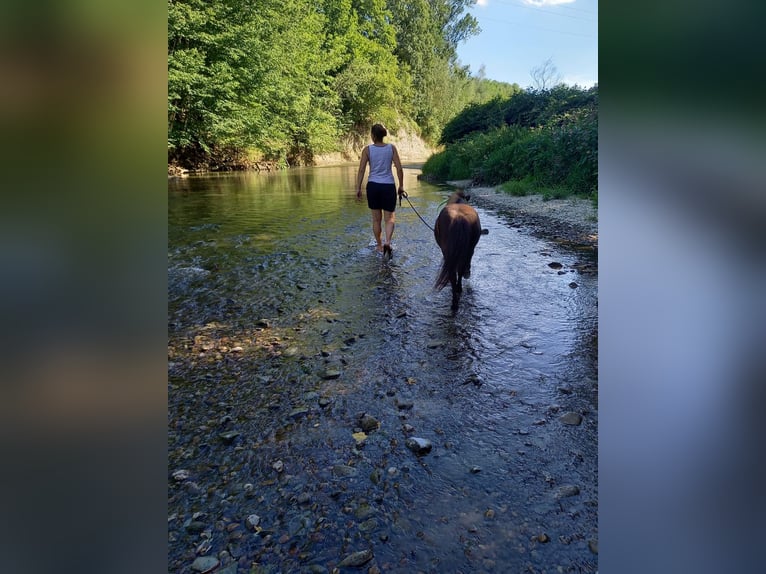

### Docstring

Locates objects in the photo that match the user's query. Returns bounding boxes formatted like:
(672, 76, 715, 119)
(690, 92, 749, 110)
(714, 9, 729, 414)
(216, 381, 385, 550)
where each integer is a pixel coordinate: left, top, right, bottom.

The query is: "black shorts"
(366, 181, 397, 212)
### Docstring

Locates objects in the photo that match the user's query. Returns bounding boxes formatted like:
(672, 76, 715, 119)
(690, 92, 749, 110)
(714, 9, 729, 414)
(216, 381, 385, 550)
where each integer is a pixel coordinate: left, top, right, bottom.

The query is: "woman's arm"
(392, 145, 405, 195)
(356, 146, 369, 198)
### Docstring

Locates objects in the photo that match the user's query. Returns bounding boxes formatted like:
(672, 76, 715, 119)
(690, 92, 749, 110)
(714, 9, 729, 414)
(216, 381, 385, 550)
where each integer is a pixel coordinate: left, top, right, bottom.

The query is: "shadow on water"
(168, 164, 597, 573)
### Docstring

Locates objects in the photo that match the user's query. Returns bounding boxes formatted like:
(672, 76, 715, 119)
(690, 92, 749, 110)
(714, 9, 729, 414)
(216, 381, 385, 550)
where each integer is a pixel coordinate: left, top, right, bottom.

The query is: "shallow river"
(168, 164, 598, 573)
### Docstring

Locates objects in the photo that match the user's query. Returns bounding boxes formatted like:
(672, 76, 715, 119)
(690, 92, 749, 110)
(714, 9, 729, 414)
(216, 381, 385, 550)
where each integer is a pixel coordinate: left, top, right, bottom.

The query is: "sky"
(457, 0, 598, 89)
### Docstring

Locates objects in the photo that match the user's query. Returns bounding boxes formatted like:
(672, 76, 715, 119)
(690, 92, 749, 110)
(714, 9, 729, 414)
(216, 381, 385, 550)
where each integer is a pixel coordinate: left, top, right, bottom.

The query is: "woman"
(356, 123, 405, 260)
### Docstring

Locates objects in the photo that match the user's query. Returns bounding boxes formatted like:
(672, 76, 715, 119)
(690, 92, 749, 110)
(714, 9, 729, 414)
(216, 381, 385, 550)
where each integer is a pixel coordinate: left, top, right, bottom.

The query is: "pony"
(433, 191, 483, 311)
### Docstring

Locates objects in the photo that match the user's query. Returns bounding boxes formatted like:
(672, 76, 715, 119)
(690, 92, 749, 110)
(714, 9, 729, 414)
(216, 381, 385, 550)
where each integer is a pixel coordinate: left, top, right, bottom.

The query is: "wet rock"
(273, 460, 284, 473)
(246, 514, 260, 530)
(297, 492, 312, 505)
(559, 412, 583, 425)
(556, 485, 581, 499)
(355, 503, 376, 520)
(548, 261, 563, 269)
(359, 414, 380, 432)
(318, 397, 332, 408)
(369, 469, 383, 485)
(536, 533, 550, 543)
(469, 466, 481, 474)
(569, 281, 578, 288)
(185, 520, 206, 533)
(426, 340, 444, 349)
(321, 368, 341, 380)
(402, 423, 415, 433)
(359, 518, 378, 532)
(332, 464, 358, 477)
(405, 437, 432, 455)
(463, 374, 482, 386)
(395, 398, 414, 410)
(219, 431, 240, 444)
(589, 538, 598, 554)
(172, 469, 190, 482)
(557, 385, 573, 394)
(289, 406, 309, 419)
(256, 319, 270, 328)
(338, 549, 374, 567)
(191, 556, 219, 573)
(217, 564, 238, 574)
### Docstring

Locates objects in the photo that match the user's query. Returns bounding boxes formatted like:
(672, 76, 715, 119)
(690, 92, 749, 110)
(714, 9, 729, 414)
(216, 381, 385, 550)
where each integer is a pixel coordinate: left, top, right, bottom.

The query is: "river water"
(168, 164, 598, 573)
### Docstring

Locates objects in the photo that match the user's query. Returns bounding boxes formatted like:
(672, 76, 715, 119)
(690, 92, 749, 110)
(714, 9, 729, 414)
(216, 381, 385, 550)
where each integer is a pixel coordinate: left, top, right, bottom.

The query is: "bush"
(423, 86, 598, 198)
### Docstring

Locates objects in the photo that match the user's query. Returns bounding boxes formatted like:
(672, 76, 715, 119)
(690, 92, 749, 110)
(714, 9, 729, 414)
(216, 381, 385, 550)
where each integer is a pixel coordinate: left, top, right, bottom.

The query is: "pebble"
(321, 368, 341, 379)
(246, 514, 260, 530)
(273, 460, 284, 473)
(172, 469, 190, 482)
(219, 431, 240, 444)
(191, 556, 219, 573)
(556, 485, 581, 498)
(405, 437, 432, 455)
(559, 412, 583, 425)
(588, 538, 598, 554)
(338, 549, 374, 567)
(395, 398, 414, 410)
(359, 414, 380, 432)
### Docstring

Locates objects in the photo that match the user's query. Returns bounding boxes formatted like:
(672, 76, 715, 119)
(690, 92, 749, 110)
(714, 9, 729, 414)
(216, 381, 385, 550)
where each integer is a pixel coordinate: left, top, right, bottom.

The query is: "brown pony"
(434, 191, 483, 311)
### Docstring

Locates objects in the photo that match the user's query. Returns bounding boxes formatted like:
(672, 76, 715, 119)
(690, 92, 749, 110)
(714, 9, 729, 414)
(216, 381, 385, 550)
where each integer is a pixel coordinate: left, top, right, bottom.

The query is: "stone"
(556, 485, 581, 499)
(359, 414, 380, 432)
(191, 556, 219, 573)
(172, 469, 190, 482)
(395, 398, 414, 410)
(246, 514, 260, 530)
(405, 437, 432, 455)
(559, 412, 583, 425)
(289, 406, 309, 419)
(321, 368, 341, 380)
(332, 464, 358, 477)
(219, 431, 240, 444)
(338, 549, 374, 567)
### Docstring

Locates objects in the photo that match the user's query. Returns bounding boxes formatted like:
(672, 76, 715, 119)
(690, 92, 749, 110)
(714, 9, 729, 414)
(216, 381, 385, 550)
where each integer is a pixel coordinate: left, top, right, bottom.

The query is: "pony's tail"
(434, 260, 452, 291)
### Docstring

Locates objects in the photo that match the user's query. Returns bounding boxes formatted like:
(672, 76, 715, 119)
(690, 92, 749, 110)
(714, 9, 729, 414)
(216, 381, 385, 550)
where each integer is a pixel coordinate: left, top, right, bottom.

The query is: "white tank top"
(367, 144, 395, 184)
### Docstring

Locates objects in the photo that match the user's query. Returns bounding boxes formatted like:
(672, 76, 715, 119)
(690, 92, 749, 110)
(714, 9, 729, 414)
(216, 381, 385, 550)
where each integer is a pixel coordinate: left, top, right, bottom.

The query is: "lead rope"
(400, 192, 434, 233)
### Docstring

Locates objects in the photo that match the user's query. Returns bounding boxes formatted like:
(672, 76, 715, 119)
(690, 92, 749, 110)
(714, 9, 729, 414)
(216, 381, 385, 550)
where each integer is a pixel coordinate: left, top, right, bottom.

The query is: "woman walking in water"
(356, 123, 406, 260)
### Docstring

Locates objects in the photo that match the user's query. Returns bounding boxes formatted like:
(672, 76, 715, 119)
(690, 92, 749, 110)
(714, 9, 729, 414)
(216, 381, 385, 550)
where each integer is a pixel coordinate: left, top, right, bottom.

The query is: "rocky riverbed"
(169, 175, 598, 574)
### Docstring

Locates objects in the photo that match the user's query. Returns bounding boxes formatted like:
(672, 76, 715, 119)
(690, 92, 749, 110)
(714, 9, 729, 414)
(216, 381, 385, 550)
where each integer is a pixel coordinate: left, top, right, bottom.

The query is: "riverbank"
(445, 180, 598, 253)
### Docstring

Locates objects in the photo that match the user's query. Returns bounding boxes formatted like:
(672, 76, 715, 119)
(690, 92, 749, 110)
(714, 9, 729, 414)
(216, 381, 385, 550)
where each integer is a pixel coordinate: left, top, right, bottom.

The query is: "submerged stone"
(405, 437, 432, 455)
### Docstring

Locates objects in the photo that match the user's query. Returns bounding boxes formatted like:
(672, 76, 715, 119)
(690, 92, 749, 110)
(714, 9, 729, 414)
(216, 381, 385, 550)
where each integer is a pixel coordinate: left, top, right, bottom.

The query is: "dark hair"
(371, 123, 387, 142)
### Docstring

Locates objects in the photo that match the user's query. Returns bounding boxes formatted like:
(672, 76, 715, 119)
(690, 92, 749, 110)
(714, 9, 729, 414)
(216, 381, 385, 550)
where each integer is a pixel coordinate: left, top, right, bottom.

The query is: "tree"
(530, 57, 562, 90)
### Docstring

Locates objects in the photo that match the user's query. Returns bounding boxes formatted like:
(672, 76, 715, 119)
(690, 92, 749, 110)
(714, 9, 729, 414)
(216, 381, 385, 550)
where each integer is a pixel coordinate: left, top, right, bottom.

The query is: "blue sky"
(457, 0, 598, 88)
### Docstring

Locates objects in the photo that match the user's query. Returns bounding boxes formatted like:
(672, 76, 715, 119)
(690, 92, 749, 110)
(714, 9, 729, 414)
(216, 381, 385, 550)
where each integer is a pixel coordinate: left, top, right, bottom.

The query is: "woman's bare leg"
(371, 210, 383, 252)
(383, 211, 395, 247)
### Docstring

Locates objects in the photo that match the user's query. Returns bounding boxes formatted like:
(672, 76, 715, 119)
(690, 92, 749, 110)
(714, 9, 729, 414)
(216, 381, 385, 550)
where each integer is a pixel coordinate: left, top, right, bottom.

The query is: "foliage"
(168, 0, 503, 168)
(423, 85, 598, 198)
